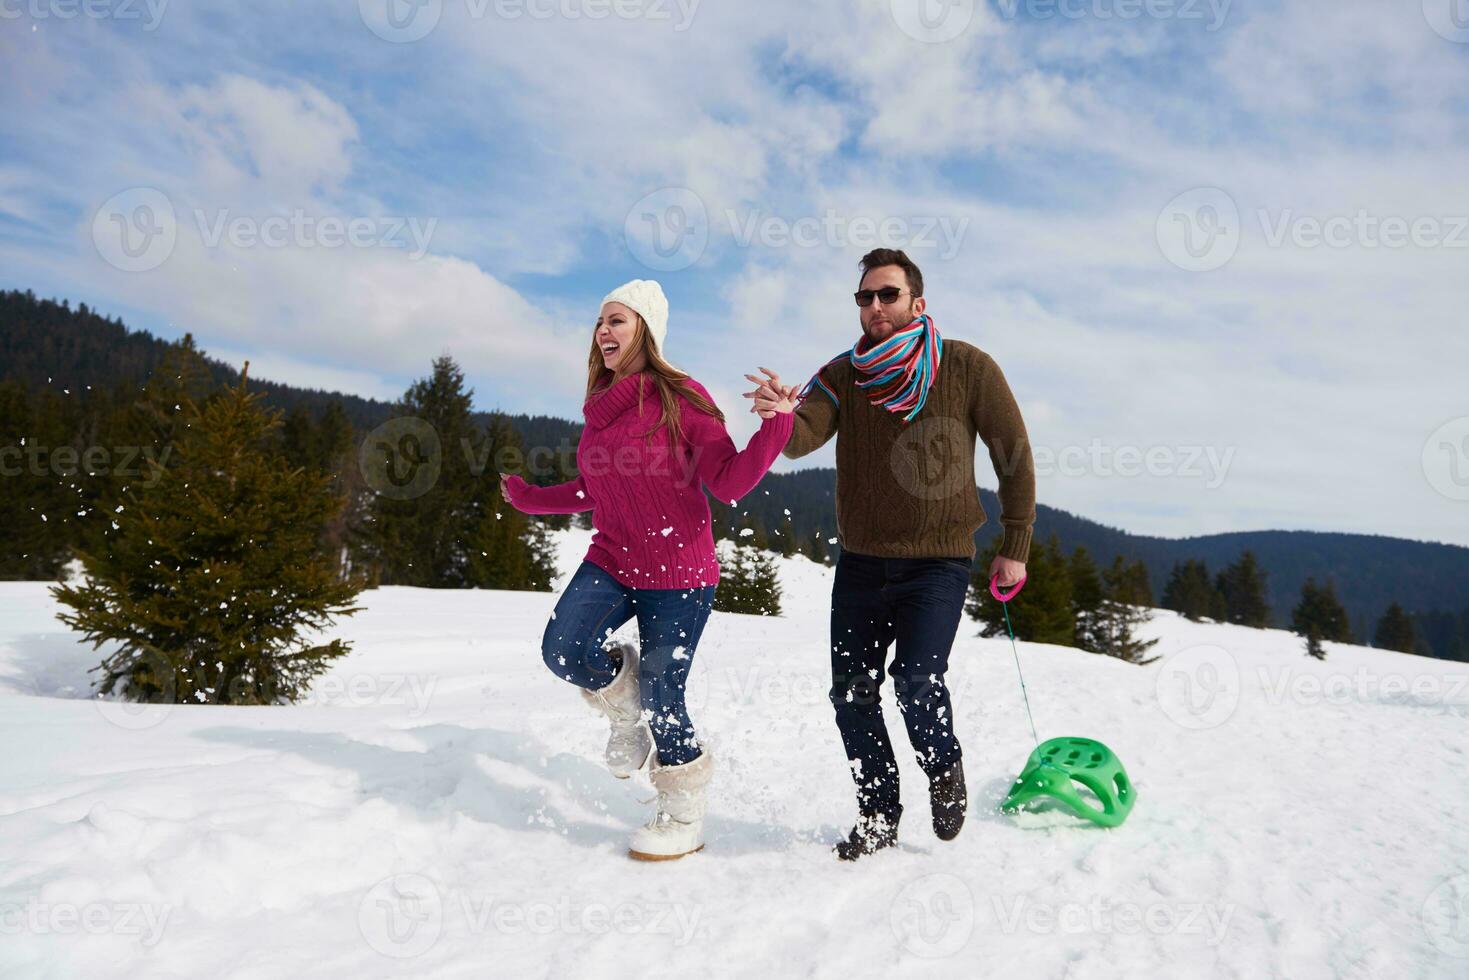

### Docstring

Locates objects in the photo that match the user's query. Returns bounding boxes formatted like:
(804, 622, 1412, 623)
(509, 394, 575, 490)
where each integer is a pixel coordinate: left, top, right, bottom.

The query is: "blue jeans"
(541, 561, 716, 766)
(829, 550, 972, 818)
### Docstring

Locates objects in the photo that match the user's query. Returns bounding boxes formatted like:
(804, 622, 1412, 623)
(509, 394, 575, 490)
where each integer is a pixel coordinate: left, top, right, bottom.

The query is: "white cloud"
(1, 66, 593, 416)
(206, 346, 403, 403)
(1, 0, 1464, 547)
(163, 74, 361, 201)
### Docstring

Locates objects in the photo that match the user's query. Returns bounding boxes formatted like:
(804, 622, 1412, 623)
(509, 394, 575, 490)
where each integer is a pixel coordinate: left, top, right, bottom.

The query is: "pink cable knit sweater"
(503, 371, 794, 590)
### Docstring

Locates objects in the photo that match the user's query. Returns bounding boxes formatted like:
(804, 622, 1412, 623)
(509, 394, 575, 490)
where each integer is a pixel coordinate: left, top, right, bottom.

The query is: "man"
(746, 248, 1035, 860)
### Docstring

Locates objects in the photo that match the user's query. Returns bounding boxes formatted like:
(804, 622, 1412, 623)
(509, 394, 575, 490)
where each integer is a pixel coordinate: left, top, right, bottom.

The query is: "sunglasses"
(854, 286, 908, 307)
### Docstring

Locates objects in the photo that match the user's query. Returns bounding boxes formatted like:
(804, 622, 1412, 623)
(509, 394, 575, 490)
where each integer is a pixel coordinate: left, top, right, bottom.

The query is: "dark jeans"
(541, 560, 715, 766)
(829, 550, 972, 818)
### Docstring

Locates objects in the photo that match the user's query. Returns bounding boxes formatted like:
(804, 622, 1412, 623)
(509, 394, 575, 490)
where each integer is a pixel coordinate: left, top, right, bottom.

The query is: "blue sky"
(2, 0, 1467, 546)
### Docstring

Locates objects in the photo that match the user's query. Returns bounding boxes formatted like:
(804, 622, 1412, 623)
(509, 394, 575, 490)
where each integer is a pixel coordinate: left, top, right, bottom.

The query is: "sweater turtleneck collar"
(583, 370, 653, 429)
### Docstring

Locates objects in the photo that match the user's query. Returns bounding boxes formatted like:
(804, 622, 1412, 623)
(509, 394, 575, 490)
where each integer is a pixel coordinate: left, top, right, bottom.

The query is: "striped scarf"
(798, 313, 943, 423)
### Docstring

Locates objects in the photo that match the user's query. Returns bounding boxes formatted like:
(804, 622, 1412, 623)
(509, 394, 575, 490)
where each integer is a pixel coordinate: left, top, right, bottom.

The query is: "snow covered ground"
(2, 527, 1467, 979)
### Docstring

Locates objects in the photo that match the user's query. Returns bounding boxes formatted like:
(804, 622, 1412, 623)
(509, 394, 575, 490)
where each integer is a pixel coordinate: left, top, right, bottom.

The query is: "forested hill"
(4, 287, 1466, 659)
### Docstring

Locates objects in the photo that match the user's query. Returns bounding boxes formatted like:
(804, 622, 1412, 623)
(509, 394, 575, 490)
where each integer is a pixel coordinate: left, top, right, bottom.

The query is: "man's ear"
(913, 296, 927, 317)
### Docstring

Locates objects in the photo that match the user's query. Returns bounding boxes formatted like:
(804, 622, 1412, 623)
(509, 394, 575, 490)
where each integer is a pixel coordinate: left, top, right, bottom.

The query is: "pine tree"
(1291, 577, 1353, 660)
(278, 407, 315, 470)
(334, 433, 379, 584)
(707, 499, 732, 542)
(0, 380, 73, 578)
(270, 399, 361, 579)
(713, 540, 783, 615)
(63, 333, 216, 563)
(1162, 559, 1226, 622)
(310, 402, 364, 581)
(50, 362, 366, 705)
(467, 417, 557, 590)
(1092, 555, 1161, 664)
(799, 533, 827, 564)
(129, 333, 217, 450)
(1105, 556, 1153, 608)
(316, 401, 353, 470)
(728, 513, 769, 551)
(366, 356, 476, 586)
(1216, 550, 1271, 627)
(1373, 601, 1416, 654)
(746, 545, 783, 616)
(747, 515, 771, 551)
(1069, 546, 1104, 652)
(524, 434, 577, 532)
(366, 356, 551, 589)
(776, 514, 797, 558)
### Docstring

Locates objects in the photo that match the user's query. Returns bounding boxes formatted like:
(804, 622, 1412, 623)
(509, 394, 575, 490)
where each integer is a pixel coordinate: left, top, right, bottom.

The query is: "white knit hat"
(600, 279, 669, 358)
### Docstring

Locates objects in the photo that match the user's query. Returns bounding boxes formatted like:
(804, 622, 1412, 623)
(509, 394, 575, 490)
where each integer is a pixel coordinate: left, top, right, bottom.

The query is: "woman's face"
(596, 302, 643, 374)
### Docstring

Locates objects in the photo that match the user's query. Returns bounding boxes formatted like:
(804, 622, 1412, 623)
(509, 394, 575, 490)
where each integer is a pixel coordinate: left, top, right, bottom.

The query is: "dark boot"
(929, 759, 967, 841)
(834, 808, 900, 861)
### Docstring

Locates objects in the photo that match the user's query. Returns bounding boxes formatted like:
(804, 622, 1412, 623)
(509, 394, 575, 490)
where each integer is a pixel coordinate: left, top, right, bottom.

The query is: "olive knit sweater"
(782, 337, 1036, 563)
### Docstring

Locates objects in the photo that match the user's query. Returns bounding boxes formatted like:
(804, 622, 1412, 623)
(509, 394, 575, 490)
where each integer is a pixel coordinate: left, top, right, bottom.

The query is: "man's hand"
(742, 367, 799, 418)
(990, 555, 1026, 589)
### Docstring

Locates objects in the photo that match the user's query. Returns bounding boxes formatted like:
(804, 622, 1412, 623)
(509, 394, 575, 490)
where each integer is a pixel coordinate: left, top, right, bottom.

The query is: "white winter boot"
(628, 749, 713, 861)
(579, 641, 654, 779)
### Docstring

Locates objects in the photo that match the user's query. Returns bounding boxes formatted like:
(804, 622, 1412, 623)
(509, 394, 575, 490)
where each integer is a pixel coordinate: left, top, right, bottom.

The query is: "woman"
(499, 278, 795, 860)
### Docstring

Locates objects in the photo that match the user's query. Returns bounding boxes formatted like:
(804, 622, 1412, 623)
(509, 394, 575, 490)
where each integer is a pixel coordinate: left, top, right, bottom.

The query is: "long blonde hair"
(584, 312, 723, 450)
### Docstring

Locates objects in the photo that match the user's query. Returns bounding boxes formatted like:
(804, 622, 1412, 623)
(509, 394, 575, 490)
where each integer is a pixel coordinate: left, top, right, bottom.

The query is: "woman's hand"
(742, 367, 798, 418)
(499, 473, 517, 506)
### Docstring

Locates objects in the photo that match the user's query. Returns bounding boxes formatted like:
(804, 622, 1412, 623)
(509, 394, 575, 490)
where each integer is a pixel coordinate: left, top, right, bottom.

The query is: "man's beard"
(864, 303, 917, 342)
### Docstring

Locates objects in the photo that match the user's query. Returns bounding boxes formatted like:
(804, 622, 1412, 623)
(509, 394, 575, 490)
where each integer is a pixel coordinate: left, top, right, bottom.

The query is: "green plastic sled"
(1000, 736, 1136, 829)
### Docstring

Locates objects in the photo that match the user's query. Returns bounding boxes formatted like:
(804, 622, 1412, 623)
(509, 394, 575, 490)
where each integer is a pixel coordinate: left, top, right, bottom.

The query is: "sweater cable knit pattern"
(505, 372, 794, 589)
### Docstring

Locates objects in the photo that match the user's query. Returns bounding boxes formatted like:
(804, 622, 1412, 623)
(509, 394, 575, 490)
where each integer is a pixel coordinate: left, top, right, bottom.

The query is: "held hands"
(741, 367, 799, 419)
(990, 555, 1026, 589)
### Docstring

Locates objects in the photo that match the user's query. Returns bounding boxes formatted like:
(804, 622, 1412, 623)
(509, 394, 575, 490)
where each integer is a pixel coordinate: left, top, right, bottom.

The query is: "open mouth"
(601, 343, 620, 355)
